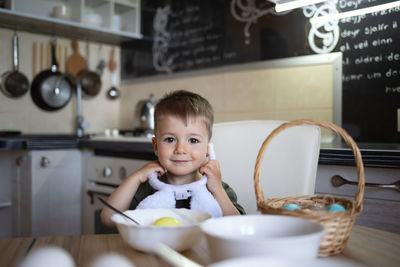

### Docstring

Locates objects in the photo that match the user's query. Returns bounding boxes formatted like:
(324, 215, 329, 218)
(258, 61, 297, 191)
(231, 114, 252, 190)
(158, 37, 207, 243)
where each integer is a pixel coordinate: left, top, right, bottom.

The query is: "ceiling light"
(273, 0, 327, 13)
(310, 1, 400, 24)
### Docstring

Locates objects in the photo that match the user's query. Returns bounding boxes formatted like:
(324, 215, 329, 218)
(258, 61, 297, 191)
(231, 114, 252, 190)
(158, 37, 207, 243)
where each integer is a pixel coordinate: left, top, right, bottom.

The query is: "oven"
(83, 153, 151, 234)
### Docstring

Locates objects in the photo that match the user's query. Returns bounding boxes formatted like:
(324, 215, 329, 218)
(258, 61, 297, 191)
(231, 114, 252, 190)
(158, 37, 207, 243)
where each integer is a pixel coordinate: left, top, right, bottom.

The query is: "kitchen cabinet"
(315, 164, 400, 234)
(0, 0, 141, 44)
(16, 149, 83, 237)
(0, 151, 20, 238)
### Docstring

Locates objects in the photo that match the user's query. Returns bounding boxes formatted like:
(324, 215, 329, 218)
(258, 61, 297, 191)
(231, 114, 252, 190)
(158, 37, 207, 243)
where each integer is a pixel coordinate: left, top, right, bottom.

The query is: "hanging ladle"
(106, 48, 120, 99)
(97, 197, 140, 225)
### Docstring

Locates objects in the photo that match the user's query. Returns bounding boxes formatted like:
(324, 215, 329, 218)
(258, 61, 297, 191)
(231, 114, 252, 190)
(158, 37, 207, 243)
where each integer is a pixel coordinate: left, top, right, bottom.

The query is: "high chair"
(211, 120, 321, 214)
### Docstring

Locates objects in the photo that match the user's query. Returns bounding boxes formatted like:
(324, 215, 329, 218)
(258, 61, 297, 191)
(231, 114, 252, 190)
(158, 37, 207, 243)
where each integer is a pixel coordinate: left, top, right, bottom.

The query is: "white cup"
(112, 129, 119, 137)
(52, 5, 71, 19)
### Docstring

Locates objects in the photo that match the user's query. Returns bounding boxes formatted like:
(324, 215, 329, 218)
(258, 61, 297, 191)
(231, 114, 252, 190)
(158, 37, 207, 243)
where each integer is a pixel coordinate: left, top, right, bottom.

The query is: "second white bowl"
(201, 214, 325, 262)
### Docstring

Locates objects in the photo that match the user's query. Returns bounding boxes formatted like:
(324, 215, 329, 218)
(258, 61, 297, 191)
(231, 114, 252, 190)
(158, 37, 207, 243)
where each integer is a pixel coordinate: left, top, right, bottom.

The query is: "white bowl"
(83, 13, 103, 27)
(111, 208, 211, 252)
(201, 215, 325, 262)
(208, 256, 366, 267)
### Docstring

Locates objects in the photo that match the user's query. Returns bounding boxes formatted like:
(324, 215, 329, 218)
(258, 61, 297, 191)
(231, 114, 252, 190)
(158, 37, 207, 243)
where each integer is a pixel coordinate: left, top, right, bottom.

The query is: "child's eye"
(164, 137, 175, 143)
(189, 138, 199, 144)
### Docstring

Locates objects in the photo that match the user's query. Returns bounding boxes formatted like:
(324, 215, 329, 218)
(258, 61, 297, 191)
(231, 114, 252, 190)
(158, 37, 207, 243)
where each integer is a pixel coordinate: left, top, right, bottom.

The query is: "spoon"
(97, 197, 140, 225)
(331, 175, 400, 192)
(154, 243, 204, 267)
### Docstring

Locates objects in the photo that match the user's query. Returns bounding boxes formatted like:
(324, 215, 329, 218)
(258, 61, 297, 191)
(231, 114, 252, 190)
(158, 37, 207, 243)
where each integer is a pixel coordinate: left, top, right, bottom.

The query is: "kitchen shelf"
(0, 0, 142, 45)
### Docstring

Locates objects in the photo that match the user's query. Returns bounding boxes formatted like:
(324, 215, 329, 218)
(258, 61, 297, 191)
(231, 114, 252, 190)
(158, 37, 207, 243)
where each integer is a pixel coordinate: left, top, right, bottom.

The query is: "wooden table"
(1, 225, 399, 267)
(0, 237, 34, 267)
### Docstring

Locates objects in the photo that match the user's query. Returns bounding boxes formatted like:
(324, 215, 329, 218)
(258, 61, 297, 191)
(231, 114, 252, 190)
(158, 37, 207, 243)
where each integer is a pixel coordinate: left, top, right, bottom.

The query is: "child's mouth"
(171, 159, 189, 164)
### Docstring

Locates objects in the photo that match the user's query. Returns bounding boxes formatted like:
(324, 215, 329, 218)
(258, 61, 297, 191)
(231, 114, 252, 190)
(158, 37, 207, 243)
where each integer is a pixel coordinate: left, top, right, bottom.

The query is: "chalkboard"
(337, 1, 400, 143)
(121, 0, 400, 143)
(121, 0, 306, 77)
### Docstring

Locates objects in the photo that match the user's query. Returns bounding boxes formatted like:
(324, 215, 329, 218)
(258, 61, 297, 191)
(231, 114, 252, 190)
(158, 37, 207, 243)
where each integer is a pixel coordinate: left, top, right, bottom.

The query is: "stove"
(82, 151, 151, 234)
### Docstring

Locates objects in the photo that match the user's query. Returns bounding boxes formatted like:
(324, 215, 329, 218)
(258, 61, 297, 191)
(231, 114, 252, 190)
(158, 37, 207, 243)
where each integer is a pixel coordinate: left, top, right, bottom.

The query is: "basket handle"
(253, 119, 365, 213)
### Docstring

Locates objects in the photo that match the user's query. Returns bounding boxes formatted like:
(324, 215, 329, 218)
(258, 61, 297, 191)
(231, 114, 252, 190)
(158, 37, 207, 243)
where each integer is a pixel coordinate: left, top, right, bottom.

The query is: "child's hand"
(200, 159, 223, 194)
(134, 160, 165, 183)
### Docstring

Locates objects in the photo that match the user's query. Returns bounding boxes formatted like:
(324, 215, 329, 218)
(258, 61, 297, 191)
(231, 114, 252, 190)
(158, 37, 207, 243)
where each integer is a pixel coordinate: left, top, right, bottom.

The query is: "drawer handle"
(41, 156, 50, 167)
(0, 201, 12, 208)
(331, 175, 400, 192)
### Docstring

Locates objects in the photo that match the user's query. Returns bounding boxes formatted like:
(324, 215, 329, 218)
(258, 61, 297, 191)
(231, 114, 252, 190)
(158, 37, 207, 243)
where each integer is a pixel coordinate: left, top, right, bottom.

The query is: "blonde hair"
(154, 90, 214, 139)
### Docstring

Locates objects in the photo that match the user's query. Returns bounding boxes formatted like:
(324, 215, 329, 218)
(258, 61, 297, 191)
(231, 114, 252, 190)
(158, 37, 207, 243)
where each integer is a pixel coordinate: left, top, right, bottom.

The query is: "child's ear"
(152, 137, 158, 156)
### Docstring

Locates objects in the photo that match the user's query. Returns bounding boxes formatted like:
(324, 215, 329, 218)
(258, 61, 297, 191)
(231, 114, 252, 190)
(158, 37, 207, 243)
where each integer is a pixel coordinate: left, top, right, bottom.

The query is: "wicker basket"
(254, 119, 365, 257)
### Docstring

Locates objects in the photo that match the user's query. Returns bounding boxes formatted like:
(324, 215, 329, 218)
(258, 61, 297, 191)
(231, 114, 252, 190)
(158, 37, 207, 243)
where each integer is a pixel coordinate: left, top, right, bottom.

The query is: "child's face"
(152, 115, 209, 177)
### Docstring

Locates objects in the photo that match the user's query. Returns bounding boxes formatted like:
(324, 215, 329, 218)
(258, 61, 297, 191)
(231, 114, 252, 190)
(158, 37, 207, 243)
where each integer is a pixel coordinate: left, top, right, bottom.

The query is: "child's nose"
(174, 141, 186, 154)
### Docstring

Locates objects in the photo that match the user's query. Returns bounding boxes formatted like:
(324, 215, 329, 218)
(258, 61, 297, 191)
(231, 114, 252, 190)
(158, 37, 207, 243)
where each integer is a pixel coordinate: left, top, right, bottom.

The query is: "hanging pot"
(30, 38, 72, 111)
(77, 42, 102, 96)
(0, 32, 30, 97)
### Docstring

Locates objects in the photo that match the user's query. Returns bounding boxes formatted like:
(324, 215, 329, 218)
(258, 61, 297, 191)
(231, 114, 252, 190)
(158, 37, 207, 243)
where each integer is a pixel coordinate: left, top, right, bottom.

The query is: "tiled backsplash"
(120, 61, 334, 141)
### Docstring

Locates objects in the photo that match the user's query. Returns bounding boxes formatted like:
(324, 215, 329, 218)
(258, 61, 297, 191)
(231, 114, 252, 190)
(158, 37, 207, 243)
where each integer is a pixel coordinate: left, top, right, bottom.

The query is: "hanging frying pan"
(77, 42, 102, 96)
(0, 32, 30, 97)
(30, 38, 72, 111)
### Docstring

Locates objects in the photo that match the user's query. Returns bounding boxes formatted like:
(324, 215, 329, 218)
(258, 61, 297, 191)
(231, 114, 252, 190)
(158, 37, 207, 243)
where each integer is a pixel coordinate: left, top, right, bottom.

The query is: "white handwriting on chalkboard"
(371, 6, 400, 16)
(355, 54, 382, 64)
(340, 37, 394, 52)
(341, 29, 360, 38)
(343, 52, 399, 65)
(386, 86, 400, 94)
(372, 37, 393, 47)
(343, 73, 363, 82)
(367, 72, 382, 80)
(388, 52, 400, 61)
(353, 40, 368, 49)
(339, 14, 366, 24)
(338, 0, 363, 9)
(386, 68, 400, 78)
(365, 23, 389, 35)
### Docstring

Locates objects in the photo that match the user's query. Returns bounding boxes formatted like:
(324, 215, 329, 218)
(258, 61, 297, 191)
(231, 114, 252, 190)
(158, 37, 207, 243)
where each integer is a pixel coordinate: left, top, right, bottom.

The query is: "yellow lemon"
(153, 217, 182, 226)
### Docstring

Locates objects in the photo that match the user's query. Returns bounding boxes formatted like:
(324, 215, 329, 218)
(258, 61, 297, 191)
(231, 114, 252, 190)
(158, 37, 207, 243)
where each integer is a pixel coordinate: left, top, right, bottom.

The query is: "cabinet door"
(30, 150, 82, 236)
(316, 164, 400, 234)
(0, 151, 15, 238)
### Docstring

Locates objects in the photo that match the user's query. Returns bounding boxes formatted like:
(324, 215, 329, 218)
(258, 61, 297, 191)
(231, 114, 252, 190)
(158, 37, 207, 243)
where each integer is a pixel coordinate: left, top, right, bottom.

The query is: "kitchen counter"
(320, 140, 400, 168)
(79, 136, 156, 160)
(1, 225, 399, 267)
(0, 134, 79, 150)
(0, 135, 399, 167)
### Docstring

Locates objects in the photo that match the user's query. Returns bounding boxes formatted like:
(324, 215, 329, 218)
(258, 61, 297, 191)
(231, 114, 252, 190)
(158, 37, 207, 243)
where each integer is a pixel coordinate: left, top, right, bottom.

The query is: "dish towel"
(137, 144, 223, 217)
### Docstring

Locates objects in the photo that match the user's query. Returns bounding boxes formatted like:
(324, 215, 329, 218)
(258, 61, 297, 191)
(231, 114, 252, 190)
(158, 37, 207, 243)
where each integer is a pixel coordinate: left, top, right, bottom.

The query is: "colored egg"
(325, 203, 346, 212)
(282, 204, 301, 210)
(153, 217, 182, 226)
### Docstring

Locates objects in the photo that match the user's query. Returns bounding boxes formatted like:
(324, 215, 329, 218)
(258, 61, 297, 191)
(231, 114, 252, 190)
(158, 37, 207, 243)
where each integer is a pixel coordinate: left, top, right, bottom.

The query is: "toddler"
(101, 90, 244, 228)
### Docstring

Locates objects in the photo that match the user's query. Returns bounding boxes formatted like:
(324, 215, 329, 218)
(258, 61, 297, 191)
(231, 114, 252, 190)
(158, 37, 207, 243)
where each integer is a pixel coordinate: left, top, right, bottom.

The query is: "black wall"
(122, 0, 400, 143)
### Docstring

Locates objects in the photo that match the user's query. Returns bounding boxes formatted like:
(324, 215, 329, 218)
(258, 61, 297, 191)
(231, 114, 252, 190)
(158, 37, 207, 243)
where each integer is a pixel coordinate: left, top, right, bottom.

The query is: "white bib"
(136, 172, 222, 217)
(137, 143, 222, 217)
